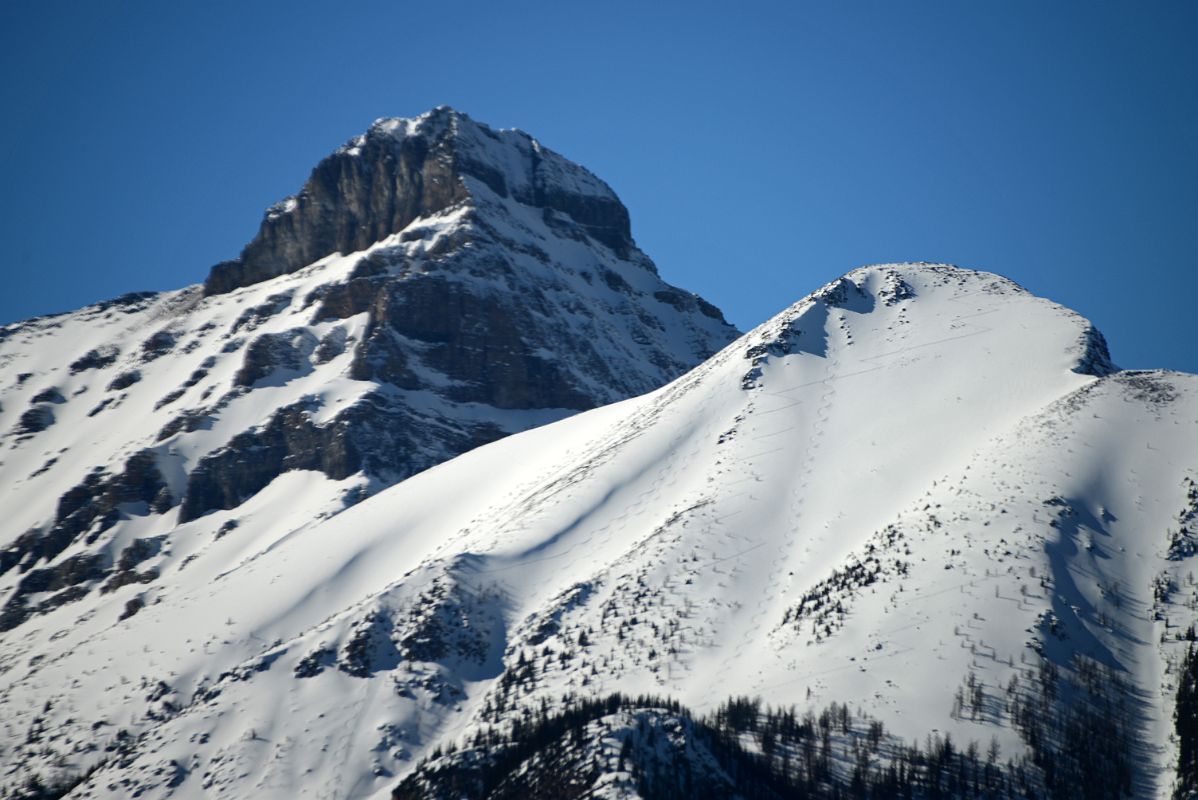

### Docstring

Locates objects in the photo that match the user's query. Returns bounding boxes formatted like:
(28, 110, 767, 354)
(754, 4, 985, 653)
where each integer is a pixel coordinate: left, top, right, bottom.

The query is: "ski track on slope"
(706, 282, 1002, 696)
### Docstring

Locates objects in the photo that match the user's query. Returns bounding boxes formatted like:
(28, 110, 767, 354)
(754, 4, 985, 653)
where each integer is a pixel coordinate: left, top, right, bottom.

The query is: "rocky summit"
(0, 107, 737, 639)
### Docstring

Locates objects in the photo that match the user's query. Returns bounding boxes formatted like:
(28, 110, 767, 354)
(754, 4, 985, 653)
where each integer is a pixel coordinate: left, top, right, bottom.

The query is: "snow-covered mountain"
(0, 107, 736, 797)
(3, 256, 1195, 798)
(0, 106, 736, 636)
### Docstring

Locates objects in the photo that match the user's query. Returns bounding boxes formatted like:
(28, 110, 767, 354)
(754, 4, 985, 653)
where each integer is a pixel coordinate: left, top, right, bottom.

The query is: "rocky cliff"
(205, 107, 636, 294)
(0, 107, 738, 639)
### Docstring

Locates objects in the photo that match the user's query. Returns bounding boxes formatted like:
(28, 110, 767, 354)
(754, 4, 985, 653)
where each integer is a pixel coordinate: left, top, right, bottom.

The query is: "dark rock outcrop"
(140, 330, 177, 362)
(0, 553, 108, 632)
(0, 450, 171, 578)
(345, 272, 596, 410)
(14, 405, 55, 436)
(233, 329, 318, 387)
(177, 393, 502, 521)
(1073, 324, 1117, 377)
(107, 370, 142, 391)
(101, 538, 162, 594)
(69, 345, 121, 373)
(203, 107, 633, 295)
(31, 387, 66, 404)
(166, 112, 738, 522)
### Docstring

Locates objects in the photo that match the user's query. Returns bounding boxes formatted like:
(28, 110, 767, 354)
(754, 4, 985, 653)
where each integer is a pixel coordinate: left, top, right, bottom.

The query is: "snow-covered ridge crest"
(4, 261, 1194, 799)
(0, 104, 737, 673)
(735, 263, 1111, 391)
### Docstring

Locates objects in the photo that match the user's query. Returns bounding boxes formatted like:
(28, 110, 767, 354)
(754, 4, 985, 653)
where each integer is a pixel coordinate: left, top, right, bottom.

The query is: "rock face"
(204, 107, 634, 294)
(0, 107, 738, 636)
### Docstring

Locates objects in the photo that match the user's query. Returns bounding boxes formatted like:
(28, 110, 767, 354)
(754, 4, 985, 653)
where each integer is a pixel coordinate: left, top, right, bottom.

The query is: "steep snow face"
(0, 107, 734, 797)
(5, 263, 1190, 799)
(0, 109, 736, 641)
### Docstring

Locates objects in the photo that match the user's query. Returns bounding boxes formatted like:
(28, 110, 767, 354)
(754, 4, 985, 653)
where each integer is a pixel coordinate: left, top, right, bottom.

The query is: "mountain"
(0, 106, 737, 639)
(4, 258, 1195, 800)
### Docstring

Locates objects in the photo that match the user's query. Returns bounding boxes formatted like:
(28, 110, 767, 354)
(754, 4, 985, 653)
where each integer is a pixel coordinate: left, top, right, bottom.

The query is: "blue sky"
(2, 1, 1195, 371)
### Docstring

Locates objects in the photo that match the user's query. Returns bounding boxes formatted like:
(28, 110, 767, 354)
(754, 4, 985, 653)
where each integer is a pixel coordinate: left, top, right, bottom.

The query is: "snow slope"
(3, 263, 1195, 799)
(0, 107, 735, 633)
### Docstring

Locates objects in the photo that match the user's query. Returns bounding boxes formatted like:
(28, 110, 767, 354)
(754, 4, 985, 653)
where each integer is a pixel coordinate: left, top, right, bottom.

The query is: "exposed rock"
(653, 287, 727, 321)
(87, 398, 115, 417)
(203, 107, 633, 295)
(348, 273, 595, 409)
(117, 536, 165, 572)
(0, 553, 108, 632)
(233, 329, 319, 387)
(69, 345, 121, 373)
(107, 370, 142, 391)
(229, 292, 294, 334)
(154, 388, 185, 410)
(1115, 370, 1177, 406)
(1073, 324, 1117, 377)
(313, 328, 348, 364)
(0, 109, 738, 657)
(30, 457, 58, 478)
(878, 270, 916, 306)
(0, 450, 170, 581)
(31, 387, 66, 404)
(140, 330, 177, 363)
(97, 291, 158, 312)
(14, 405, 55, 435)
(0, 452, 172, 627)
(182, 367, 209, 387)
(178, 393, 497, 521)
(119, 596, 145, 621)
(156, 407, 212, 442)
(101, 567, 159, 595)
(127, 109, 736, 530)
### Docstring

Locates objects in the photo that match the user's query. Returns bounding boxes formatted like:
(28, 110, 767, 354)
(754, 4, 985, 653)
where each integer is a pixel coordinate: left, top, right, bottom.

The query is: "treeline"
(393, 693, 687, 800)
(393, 657, 1138, 800)
(1005, 657, 1133, 800)
(2, 771, 89, 800)
(695, 696, 1024, 800)
(1175, 644, 1198, 800)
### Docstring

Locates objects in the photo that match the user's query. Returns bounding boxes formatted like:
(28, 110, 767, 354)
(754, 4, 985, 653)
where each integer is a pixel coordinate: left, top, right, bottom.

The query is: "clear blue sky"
(2, 1, 1195, 371)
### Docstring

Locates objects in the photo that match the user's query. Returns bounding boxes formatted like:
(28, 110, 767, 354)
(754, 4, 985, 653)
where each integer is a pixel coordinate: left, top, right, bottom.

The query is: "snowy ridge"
(0, 110, 739, 796)
(0, 105, 735, 623)
(2, 262, 1192, 798)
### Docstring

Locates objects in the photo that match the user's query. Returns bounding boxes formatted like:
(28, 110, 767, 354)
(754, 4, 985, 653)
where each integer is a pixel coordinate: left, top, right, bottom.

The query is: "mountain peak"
(204, 108, 632, 295)
(0, 104, 738, 642)
(362, 105, 481, 141)
(4, 245, 1191, 797)
(736, 263, 1116, 394)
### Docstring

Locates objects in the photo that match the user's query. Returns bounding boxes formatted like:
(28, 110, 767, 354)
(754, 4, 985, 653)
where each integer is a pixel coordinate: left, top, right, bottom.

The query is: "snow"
(0, 108, 744, 797)
(2, 262, 1190, 798)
